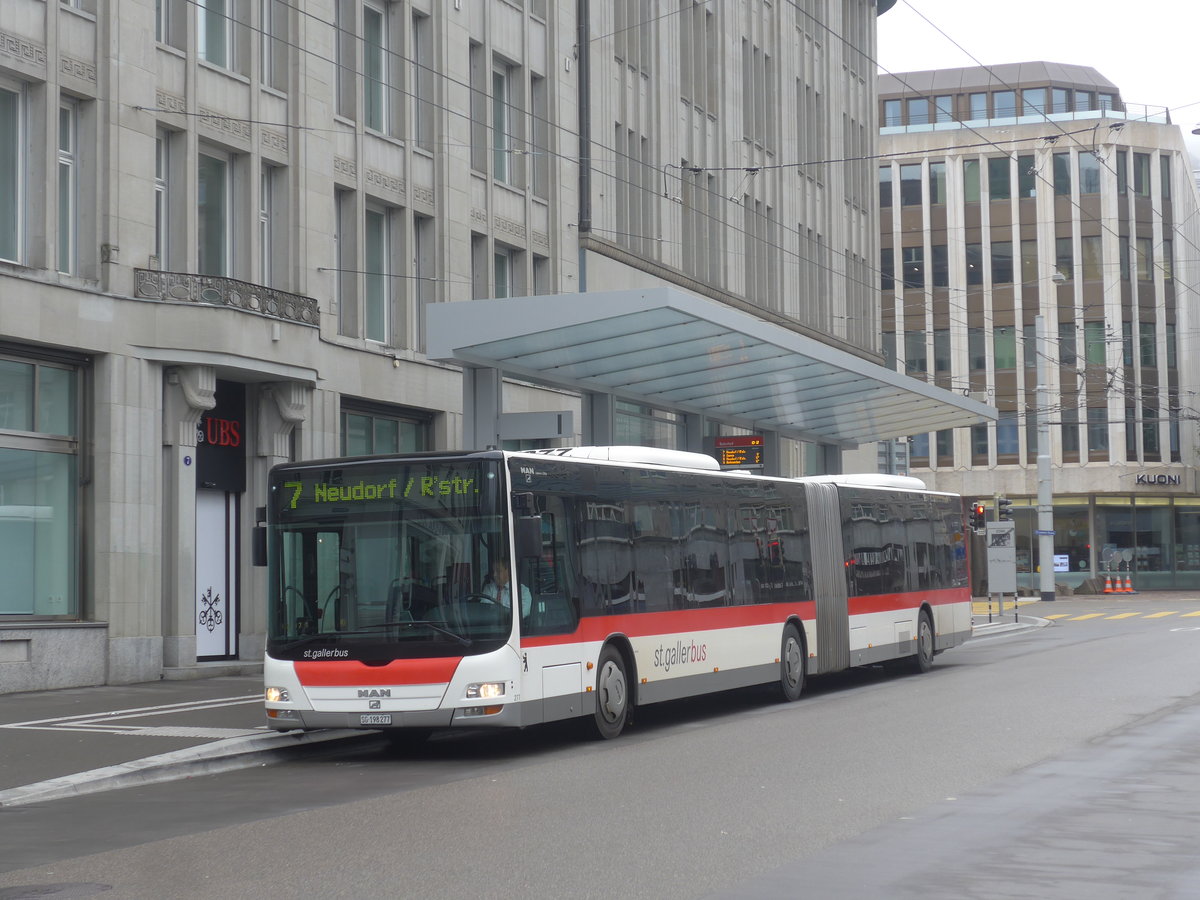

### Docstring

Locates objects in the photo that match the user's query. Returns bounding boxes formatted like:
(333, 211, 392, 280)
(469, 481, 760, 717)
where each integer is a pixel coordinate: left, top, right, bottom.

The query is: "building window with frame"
(1022, 88, 1046, 116)
(879, 166, 892, 207)
(493, 65, 513, 184)
(1080, 235, 1102, 281)
(1020, 239, 1038, 283)
(990, 241, 1013, 284)
(334, 0, 356, 119)
(1139, 322, 1157, 367)
(153, 129, 170, 267)
(1084, 321, 1107, 366)
(1017, 154, 1036, 198)
(880, 247, 894, 290)
(198, 0, 232, 69)
(1161, 155, 1171, 200)
(933, 95, 952, 123)
(494, 244, 515, 298)
(901, 245, 924, 289)
(615, 400, 683, 450)
(928, 161, 946, 205)
(1, 84, 24, 264)
(904, 330, 927, 374)
(968, 327, 986, 370)
(1087, 406, 1108, 456)
(1061, 405, 1080, 456)
(882, 99, 901, 126)
(364, 206, 391, 343)
(933, 328, 951, 373)
(57, 100, 78, 275)
(1133, 153, 1151, 197)
(1116, 150, 1127, 195)
(996, 412, 1018, 457)
(971, 423, 989, 461)
(987, 157, 1010, 201)
(963, 159, 980, 203)
(412, 12, 435, 150)
(0, 356, 80, 618)
(993, 327, 1017, 369)
(965, 242, 983, 285)
(363, 2, 388, 133)
(197, 148, 232, 277)
(1075, 91, 1093, 111)
(1135, 236, 1153, 282)
(341, 405, 430, 456)
(1055, 236, 1073, 281)
(906, 97, 928, 125)
(931, 244, 948, 287)
(936, 429, 953, 465)
(968, 93, 987, 120)
(259, 163, 279, 287)
(260, 0, 287, 90)
(994, 90, 1016, 117)
(1053, 152, 1071, 195)
(1078, 152, 1101, 194)
(1051, 87, 1070, 113)
(1059, 322, 1077, 367)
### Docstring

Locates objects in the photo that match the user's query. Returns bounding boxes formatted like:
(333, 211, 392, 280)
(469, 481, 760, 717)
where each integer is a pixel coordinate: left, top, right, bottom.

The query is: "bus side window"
(520, 496, 580, 635)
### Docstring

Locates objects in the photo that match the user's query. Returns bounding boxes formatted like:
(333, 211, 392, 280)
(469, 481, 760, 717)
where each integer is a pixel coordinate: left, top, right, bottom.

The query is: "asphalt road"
(3, 599, 1200, 899)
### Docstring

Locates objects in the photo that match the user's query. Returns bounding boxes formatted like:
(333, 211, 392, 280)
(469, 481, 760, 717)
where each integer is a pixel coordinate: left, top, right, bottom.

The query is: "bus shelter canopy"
(426, 287, 994, 447)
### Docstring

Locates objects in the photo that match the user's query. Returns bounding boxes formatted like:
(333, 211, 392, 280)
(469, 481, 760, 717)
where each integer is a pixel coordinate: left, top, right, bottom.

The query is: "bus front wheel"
(591, 645, 629, 739)
(779, 623, 805, 702)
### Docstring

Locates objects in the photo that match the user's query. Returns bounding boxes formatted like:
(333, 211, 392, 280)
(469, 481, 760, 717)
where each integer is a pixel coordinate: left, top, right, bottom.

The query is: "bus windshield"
(266, 458, 510, 660)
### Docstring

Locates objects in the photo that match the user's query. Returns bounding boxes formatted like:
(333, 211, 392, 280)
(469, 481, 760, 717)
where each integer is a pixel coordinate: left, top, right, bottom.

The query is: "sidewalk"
(0, 674, 360, 807)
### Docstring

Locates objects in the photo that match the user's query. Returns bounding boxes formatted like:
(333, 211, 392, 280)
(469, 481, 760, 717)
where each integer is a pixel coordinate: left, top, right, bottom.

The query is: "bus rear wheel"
(590, 645, 629, 739)
(779, 623, 805, 702)
(910, 610, 935, 674)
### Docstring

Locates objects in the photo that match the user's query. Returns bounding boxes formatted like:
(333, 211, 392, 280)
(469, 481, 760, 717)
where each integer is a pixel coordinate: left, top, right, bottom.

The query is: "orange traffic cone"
(1103, 575, 1114, 593)
(1124, 575, 1135, 594)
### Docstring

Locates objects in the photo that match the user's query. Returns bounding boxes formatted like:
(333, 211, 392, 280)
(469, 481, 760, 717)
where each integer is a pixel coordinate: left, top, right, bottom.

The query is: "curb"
(970, 615, 1051, 638)
(0, 728, 364, 808)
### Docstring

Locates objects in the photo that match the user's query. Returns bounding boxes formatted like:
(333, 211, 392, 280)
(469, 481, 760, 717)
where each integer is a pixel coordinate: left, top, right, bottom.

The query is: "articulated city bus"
(260, 446, 971, 740)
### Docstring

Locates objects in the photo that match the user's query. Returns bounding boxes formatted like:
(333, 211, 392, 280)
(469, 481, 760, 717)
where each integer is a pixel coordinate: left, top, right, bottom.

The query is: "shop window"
(341, 404, 430, 456)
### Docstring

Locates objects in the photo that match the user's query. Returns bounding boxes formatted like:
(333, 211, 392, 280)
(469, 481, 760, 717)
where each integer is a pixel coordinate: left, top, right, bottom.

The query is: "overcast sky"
(876, 0, 1200, 165)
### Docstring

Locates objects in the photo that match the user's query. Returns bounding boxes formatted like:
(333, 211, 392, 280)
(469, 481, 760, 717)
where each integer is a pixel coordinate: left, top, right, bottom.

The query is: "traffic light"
(969, 502, 986, 533)
(997, 497, 1013, 521)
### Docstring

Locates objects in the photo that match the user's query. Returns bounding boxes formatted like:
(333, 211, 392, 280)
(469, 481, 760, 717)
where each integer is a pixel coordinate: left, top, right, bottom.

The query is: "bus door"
(804, 482, 849, 673)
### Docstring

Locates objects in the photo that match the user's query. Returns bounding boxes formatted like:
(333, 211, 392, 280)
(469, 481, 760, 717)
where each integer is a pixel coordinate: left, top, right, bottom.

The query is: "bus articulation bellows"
(260, 446, 972, 740)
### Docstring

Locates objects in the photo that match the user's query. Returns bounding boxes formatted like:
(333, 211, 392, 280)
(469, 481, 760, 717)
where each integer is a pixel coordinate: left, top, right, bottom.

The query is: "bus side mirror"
(516, 515, 542, 561)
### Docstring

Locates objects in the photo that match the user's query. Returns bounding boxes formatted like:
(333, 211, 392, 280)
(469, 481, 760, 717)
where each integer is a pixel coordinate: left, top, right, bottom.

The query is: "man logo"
(369, 700, 382, 710)
(357, 689, 391, 698)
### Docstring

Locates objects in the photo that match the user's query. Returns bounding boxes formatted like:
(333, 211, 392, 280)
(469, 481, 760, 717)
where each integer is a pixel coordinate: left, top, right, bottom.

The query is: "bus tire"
(910, 609, 935, 674)
(779, 622, 805, 702)
(590, 645, 630, 739)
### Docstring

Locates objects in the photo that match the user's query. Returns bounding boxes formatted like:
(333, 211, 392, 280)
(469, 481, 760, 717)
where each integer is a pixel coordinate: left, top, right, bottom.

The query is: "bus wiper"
(360, 619, 473, 647)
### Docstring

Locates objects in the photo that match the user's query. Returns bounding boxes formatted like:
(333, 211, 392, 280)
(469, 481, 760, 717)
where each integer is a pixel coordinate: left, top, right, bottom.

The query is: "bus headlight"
(465, 682, 505, 700)
(265, 686, 290, 703)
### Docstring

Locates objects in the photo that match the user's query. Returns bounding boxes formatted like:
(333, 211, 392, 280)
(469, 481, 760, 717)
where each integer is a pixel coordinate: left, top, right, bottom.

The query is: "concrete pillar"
(683, 412, 707, 454)
(462, 366, 503, 449)
(161, 365, 216, 668)
(582, 392, 615, 445)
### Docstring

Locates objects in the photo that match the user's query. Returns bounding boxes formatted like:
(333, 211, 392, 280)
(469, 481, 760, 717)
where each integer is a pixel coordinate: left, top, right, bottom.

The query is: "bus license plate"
(360, 714, 392, 726)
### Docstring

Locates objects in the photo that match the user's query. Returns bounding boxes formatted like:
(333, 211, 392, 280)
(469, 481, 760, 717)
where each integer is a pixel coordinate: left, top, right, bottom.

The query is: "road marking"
(1105, 612, 1140, 619)
(1183, 611, 1200, 617)
(1144, 611, 1177, 618)
(1069, 613, 1106, 620)
(1, 696, 262, 736)
(1044, 614, 1073, 619)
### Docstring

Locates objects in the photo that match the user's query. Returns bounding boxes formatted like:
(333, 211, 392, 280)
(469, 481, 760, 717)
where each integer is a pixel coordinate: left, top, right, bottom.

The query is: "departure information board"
(713, 435, 764, 469)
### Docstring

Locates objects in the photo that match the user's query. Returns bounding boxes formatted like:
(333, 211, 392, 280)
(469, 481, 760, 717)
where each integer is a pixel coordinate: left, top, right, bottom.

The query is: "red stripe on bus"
(520, 601, 817, 647)
(847, 587, 969, 616)
(294, 657, 462, 686)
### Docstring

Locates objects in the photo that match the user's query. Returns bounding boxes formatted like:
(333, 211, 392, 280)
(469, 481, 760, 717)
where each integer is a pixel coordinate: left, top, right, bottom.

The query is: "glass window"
(988, 156, 1010, 200)
(57, 101, 77, 274)
(1175, 500, 1200, 573)
(1078, 152, 1101, 194)
(364, 3, 387, 132)
(1136, 237, 1153, 281)
(880, 247, 894, 290)
(883, 99, 902, 126)
(909, 432, 929, 459)
(198, 0, 231, 68)
(968, 327, 986, 370)
(0, 449, 78, 616)
(493, 66, 513, 183)
(936, 429, 953, 462)
(1139, 322, 1157, 366)
(1133, 153, 1151, 197)
(1087, 406, 1109, 454)
(1020, 239, 1038, 284)
(879, 166, 892, 207)
(882, 331, 896, 368)
(966, 242, 983, 285)
(1119, 239, 1130, 281)
(0, 86, 22, 263)
(1059, 322, 1077, 367)
(197, 150, 230, 276)
(1075, 91, 1093, 111)
(901, 245, 924, 289)
(928, 161, 946, 205)
(154, 130, 170, 267)
(340, 407, 428, 456)
(1051, 87, 1070, 113)
(494, 246, 515, 298)
(1084, 321, 1107, 365)
(1061, 405, 1079, 454)
(1023, 324, 1037, 369)
(933, 95, 953, 123)
(994, 90, 1016, 117)
(899, 163, 922, 206)
(1081, 235, 1102, 280)
(1121, 321, 1134, 366)
(933, 328, 951, 372)
(963, 159, 980, 203)
(904, 330, 927, 373)
(1163, 239, 1173, 281)
(991, 241, 1013, 284)
(906, 97, 929, 125)
(1099, 93, 1117, 111)
(364, 207, 389, 342)
(1017, 154, 1036, 198)
(1053, 153, 1071, 195)
(969, 93, 988, 119)
(931, 244, 948, 287)
(1116, 150, 1127, 195)
(259, 164, 274, 287)
(993, 327, 1016, 369)
(1142, 405, 1160, 457)
(615, 400, 683, 449)
(1055, 236, 1073, 280)
(996, 412, 1018, 455)
(971, 424, 989, 458)
(1161, 156, 1171, 200)
(1022, 88, 1046, 116)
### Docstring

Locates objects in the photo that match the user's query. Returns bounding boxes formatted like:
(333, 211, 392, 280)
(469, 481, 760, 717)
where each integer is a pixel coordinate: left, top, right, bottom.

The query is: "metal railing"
(134, 269, 319, 326)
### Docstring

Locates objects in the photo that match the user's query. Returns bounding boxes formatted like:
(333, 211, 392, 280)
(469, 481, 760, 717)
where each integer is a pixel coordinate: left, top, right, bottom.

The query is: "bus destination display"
(713, 435, 765, 469)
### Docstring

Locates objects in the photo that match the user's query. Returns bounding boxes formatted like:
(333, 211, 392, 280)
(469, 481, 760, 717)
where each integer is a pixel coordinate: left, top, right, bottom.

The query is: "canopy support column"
(462, 366, 503, 450)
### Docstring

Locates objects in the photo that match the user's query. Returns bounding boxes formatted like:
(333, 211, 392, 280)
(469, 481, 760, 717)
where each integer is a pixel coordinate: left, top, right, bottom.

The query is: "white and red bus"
(261, 446, 972, 739)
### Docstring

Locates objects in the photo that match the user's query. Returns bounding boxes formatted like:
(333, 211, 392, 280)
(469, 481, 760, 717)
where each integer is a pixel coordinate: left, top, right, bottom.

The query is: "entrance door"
(196, 489, 239, 659)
